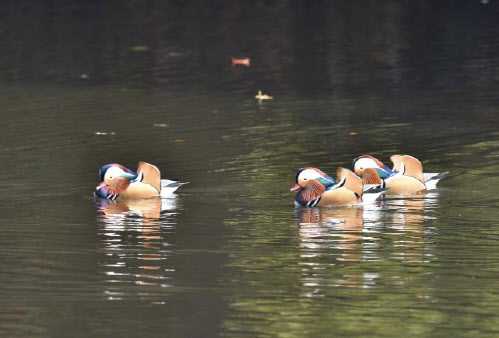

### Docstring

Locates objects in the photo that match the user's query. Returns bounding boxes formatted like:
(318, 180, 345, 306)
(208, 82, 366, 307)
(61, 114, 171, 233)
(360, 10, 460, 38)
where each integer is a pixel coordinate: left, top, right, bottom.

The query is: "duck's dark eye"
(303, 178, 308, 180)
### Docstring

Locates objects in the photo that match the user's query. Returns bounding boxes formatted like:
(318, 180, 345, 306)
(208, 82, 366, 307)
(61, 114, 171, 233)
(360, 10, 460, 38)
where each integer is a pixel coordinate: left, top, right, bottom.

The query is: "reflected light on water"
(296, 192, 439, 294)
(3, 0, 499, 335)
(96, 197, 179, 303)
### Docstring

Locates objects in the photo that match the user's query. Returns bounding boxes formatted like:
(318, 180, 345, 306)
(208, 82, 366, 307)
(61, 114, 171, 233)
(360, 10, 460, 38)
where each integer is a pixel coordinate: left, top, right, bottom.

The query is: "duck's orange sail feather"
(137, 162, 162, 192)
(336, 167, 363, 197)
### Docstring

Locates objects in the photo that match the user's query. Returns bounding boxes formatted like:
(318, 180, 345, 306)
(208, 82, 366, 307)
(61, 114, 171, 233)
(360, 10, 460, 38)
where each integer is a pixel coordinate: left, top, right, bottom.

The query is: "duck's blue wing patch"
(375, 168, 392, 179)
(318, 176, 335, 188)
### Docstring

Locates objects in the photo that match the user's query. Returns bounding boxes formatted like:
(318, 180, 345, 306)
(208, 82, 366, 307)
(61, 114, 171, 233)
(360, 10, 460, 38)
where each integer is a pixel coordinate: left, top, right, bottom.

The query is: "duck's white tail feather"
(423, 172, 449, 190)
(160, 179, 189, 197)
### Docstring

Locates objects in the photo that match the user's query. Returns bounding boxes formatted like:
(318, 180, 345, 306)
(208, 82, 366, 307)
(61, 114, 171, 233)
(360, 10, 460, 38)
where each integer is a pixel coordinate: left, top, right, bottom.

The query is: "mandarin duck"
(291, 167, 385, 207)
(352, 155, 448, 195)
(94, 162, 187, 200)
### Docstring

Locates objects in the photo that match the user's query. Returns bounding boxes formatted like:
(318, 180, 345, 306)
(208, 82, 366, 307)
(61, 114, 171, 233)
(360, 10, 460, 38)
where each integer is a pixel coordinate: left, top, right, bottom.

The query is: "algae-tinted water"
(2, 1, 499, 337)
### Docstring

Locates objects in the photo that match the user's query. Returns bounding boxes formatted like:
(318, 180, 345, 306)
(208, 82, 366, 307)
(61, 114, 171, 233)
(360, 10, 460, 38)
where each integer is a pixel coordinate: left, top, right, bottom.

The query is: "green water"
(2, 1, 499, 337)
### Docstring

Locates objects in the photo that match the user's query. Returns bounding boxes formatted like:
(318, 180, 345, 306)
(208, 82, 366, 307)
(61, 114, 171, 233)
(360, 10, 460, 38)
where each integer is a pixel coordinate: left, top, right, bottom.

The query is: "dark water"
(2, 1, 499, 337)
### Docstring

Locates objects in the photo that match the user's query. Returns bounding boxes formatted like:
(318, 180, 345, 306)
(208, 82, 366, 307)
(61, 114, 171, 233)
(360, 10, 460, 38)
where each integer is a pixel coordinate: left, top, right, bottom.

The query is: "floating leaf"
(153, 123, 170, 128)
(129, 45, 150, 52)
(231, 57, 250, 67)
(95, 131, 116, 136)
(255, 90, 273, 101)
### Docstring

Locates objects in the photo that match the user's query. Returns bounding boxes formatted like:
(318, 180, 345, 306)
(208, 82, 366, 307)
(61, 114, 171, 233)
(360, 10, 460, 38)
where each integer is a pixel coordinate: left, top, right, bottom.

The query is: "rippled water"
(2, 1, 499, 337)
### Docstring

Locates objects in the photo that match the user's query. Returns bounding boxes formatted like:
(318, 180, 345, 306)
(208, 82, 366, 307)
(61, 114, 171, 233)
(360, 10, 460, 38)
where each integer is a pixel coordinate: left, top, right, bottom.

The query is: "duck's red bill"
(290, 183, 301, 191)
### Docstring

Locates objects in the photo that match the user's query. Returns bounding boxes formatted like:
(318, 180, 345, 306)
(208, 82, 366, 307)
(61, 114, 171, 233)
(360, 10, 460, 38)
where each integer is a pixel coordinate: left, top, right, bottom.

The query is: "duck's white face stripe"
(298, 169, 322, 182)
(104, 166, 126, 181)
(354, 158, 380, 172)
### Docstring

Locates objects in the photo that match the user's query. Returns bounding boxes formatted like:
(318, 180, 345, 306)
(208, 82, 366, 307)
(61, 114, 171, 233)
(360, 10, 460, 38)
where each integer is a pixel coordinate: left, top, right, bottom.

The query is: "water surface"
(2, 1, 499, 337)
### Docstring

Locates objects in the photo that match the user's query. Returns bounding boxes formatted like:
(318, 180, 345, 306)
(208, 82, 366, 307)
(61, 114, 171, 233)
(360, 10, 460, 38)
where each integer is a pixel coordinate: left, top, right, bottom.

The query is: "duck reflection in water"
(296, 205, 382, 262)
(96, 196, 179, 303)
(385, 192, 440, 262)
(97, 196, 178, 221)
(296, 192, 438, 294)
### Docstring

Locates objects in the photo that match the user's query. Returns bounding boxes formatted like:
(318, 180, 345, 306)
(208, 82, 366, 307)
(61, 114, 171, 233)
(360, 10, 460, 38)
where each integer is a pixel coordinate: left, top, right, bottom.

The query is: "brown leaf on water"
(231, 57, 250, 67)
(349, 132, 359, 136)
(170, 139, 185, 143)
(129, 45, 150, 52)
